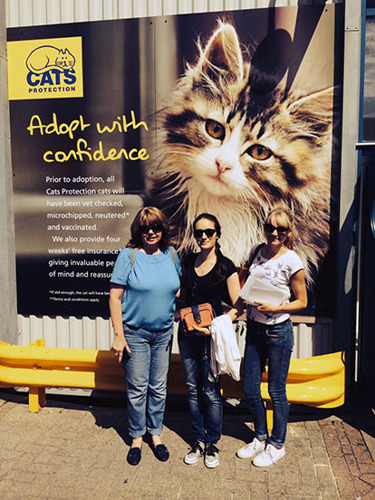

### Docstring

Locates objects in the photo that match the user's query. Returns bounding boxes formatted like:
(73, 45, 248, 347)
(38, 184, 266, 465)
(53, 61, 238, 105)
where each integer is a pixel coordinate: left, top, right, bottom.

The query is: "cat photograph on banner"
(146, 5, 342, 304)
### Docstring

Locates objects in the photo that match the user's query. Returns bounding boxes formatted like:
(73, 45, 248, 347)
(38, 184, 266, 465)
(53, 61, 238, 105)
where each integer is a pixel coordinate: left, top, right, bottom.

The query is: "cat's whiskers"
(158, 140, 273, 207)
(239, 186, 270, 207)
(148, 22, 337, 285)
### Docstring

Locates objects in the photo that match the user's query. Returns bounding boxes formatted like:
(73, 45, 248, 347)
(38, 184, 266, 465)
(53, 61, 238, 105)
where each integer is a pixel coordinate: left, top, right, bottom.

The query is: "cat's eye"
(206, 120, 225, 140)
(248, 144, 272, 160)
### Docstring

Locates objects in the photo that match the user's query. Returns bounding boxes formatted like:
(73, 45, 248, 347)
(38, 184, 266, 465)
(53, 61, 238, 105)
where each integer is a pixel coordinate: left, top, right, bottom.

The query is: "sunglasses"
(140, 224, 163, 234)
(194, 228, 216, 239)
(264, 223, 289, 235)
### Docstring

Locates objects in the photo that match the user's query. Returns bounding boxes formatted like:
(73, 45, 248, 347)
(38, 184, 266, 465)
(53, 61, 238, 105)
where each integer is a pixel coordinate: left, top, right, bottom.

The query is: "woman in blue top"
(110, 207, 181, 466)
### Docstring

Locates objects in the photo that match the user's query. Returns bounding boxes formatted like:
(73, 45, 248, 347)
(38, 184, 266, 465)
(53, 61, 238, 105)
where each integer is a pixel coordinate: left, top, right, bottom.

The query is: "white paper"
(239, 275, 288, 305)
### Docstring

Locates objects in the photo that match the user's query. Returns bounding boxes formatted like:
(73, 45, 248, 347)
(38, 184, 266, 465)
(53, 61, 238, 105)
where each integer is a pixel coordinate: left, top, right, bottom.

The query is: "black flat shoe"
(153, 443, 169, 462)
(127, 447, 141, 466)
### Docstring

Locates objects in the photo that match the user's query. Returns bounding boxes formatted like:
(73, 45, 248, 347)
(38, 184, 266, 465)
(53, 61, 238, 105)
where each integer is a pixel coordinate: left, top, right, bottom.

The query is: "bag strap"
(191, 304, 202, 324)
(130, 248, 136, 267)
(245, 243, 264, 270)
(169, 247, 177, 269)
(169, 247, 177, 267)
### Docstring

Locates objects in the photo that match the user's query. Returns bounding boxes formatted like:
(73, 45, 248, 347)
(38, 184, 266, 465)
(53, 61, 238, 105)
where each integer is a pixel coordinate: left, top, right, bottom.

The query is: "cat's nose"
(216, 159, 232, 174)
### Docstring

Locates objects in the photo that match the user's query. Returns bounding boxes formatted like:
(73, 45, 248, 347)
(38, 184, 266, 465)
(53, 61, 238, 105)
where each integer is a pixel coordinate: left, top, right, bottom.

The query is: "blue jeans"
(243, 319, 294, 448)
(122, 323, 173, 439)
(178, 328, 223, 444)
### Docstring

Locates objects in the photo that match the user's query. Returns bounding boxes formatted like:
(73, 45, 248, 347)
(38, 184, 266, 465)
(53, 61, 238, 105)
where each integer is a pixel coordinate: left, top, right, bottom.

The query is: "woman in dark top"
(178, 213, 242, 469)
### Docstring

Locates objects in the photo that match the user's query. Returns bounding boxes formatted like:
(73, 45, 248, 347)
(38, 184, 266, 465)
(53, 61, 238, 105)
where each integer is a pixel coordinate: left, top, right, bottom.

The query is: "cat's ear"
(287, 87, 337, 135)
(199, 23, 244, 82)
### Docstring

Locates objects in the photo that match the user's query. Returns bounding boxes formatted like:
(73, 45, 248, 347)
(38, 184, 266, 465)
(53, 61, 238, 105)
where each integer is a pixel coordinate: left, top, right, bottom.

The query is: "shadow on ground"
(1, 386, 373, 461)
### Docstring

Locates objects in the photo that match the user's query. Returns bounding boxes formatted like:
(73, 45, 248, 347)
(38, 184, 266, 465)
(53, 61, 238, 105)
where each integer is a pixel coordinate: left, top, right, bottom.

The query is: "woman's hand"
(109, 283, 131, 363)
(253, 269, 308, 314)
(193, 325, 211, 336)
(111, 335, 131, 363)
(254, 301, 279, 313)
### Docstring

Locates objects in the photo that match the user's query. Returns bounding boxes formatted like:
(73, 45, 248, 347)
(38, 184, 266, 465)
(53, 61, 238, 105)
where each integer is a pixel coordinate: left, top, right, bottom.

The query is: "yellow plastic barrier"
(222, 351, 345, 428)
(0, 339, 125, 412)
(0, 340, 345, 426)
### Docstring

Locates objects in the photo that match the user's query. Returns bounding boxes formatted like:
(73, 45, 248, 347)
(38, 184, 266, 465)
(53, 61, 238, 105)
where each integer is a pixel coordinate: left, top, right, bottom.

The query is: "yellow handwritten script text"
(26, 111, 150, 163)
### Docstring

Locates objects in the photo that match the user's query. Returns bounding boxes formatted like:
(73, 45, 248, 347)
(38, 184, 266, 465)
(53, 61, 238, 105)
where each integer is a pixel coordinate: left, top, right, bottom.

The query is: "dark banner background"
(8, 5, 343, 317)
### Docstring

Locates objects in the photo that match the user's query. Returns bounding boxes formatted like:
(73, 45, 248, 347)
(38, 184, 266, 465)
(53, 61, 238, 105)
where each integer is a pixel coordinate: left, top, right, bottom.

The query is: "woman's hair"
(127, 206, 170, 251)
(264, 206, 295, 249)
(193, 213, 228, 284)
(193, 213, 222, 238)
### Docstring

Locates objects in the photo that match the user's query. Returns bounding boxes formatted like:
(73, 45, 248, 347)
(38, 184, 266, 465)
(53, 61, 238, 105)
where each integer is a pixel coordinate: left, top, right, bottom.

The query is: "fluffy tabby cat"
(147, 22, 338, 285)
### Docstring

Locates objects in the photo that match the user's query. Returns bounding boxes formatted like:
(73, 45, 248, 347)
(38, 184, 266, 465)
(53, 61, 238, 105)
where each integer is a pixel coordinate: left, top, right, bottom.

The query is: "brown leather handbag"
(180, 303, 214, 334)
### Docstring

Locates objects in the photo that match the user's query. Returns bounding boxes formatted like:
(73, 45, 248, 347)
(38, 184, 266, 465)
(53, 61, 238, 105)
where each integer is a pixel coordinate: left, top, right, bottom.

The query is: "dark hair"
(193, 213, 228, 284)
(127, 206, 170, 251)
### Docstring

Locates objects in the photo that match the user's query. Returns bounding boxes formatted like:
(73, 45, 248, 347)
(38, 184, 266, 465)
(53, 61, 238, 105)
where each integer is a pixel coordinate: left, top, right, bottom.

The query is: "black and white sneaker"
(184, 441, 204, 465)
(204, 442, 220, 468)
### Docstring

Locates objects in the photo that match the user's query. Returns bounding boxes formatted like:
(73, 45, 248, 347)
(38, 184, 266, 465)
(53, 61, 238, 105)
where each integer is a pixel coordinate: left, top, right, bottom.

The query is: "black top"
(181, 253, 237, 316)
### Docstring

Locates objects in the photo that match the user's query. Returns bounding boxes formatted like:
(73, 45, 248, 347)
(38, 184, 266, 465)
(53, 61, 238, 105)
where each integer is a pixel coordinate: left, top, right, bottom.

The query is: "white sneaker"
(236, 437, 265, 459)
(252, 443, 285, 467)
(184, 441, 204, 465)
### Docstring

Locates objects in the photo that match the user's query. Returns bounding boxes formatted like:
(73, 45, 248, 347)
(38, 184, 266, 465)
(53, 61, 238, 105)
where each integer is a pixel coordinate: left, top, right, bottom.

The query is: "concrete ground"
(0, 390, 374, 500)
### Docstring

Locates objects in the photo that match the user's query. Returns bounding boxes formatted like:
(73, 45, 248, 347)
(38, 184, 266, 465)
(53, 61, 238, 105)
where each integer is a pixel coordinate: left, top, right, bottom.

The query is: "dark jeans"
(243, 319, 294, 448)
(178, 328, 223, 444)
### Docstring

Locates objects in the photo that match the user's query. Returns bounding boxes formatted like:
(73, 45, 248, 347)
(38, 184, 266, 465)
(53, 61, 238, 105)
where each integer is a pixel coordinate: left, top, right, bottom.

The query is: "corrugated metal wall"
(6, 0, 339, 357)
(6, 0, 340, 27)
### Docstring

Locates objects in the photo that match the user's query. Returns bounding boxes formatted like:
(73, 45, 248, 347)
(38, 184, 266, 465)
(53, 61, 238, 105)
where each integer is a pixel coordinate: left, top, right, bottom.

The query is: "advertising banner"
(7, 5, 343, 317)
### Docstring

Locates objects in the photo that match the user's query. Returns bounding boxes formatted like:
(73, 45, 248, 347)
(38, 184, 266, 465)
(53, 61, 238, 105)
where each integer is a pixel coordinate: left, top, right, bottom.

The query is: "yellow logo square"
(7, 36, 83, 100)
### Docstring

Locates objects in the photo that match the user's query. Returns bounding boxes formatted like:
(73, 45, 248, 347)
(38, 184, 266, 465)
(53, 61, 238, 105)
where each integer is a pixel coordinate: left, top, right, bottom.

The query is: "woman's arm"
(255, 269, 308, 314)
(225, 272, 244, 322)
(174, 279, 184, 320)
(109, 283, 131, 362)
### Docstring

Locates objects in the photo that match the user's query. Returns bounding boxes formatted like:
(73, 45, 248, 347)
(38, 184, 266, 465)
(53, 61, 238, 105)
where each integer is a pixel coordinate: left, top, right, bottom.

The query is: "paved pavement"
(0, 389, 374, 500)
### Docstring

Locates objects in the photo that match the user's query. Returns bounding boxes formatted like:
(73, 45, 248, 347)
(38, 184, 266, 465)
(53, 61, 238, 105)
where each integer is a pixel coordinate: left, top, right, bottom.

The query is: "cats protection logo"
(7, 36, 83, 100)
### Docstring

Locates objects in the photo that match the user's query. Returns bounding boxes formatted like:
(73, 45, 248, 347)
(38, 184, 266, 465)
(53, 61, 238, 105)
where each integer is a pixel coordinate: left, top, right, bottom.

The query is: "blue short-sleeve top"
(110, 247, 181, 331)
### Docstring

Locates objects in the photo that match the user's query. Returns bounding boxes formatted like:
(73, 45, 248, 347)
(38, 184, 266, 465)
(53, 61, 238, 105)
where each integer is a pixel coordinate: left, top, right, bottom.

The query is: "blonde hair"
(264, 207, 295, 249)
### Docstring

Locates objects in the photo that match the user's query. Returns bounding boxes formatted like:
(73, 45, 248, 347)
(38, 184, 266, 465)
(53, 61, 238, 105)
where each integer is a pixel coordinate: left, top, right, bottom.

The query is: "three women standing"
(237, 207, 307, 467)
(110, 205, 307, 469)
(110, 207, 181, 466)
